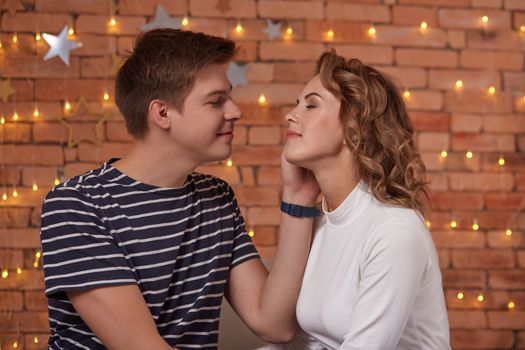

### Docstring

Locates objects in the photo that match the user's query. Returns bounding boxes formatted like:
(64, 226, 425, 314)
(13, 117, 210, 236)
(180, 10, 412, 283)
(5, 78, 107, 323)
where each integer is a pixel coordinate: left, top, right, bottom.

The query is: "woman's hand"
(281, 151, 320, 206)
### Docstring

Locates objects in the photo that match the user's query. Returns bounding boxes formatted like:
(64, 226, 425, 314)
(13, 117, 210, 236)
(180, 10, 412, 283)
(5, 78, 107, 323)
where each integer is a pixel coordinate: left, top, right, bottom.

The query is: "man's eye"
(209, 99, 225, 107)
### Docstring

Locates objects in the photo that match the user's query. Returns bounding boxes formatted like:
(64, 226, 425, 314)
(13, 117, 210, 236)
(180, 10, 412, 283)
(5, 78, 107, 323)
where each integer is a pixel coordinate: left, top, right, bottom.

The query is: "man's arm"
(68, 285, 175, 350)
(226, 153, 320, 343)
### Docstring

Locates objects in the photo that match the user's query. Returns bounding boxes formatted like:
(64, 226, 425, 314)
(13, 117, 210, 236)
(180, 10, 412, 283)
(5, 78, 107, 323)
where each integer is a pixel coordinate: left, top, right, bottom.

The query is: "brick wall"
(0, 0, 524, 349)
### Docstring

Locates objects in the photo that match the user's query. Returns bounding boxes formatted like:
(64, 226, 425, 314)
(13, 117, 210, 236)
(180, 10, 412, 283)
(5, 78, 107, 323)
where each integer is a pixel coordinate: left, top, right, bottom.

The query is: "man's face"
(168, 63, 242, 164)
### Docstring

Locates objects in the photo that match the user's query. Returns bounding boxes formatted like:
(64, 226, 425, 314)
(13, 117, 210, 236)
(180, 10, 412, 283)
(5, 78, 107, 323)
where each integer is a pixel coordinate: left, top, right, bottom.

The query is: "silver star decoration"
(227, 62, 249, 88)
(42, 26, 82, 66)
(262, 20, 282, 42)
(141, 4, 182, 31)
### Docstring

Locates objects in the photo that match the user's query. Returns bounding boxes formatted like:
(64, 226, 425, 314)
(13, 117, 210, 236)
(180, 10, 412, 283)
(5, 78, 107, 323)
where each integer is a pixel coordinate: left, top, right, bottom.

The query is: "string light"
(456, 292, 464, 300)
(488, 86, 496, 95)
(498, 156, 505, 166)
(466, 151, 473, 159)
(235, 21, 243, 33)
(13, 341, 18, 348)
(0, 116, 5, 124)
(32, 183, 38, 191)
(248, 229, 255, 237)
(109, 17, 117, 27)
(286, 26, 293, 36)
(64, 100, 72, 112)
(455, 80, 463, 90)
(54, 178, 60, 186)
(34, 336, 39, 344)
(1, 269, 8, 278)
(33, 107, 39, 118)
(326, 29, 335, 40)
(258, 94, 267, 106)
(403, 90, 411, 99)
(440, 151, 448, 158)
(68, 27, 75, 36)
(367, 26, 376, 39)
(472, 219, 479, 231)
(508, 301, 516, 310)
(505, 228, 513, 236)
(34, 251, 42, 268)
(181, 17, 189, 27)
(12, 33, 18, 44)
(12, 111, 19, 121)
(419, 21, 428, 32)
(450, 219, 458, 229)
(226, 159, 233, 167)
(35, 32, 42, 41)
(521, 25, 525, 33)
(0, 40, 3, 50)
(477, 293, 484, 302)
(12, 188, 18, 198)
(103, 92, 110, 101)
(16, 267, 22, 274)
(481, 16, 489, 24)
(425, 220, 431, 228)
(2, 192, 7, 201)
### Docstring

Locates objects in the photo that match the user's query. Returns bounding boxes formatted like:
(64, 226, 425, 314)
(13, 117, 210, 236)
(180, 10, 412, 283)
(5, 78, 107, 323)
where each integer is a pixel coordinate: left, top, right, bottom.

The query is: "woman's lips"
(286, 131, 302, 139)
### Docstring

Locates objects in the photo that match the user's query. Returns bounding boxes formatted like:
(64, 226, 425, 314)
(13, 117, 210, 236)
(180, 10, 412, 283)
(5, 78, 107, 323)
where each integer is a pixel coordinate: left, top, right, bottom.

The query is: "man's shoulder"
(45, 165, 109, 203)
(191, 172, 231, 191)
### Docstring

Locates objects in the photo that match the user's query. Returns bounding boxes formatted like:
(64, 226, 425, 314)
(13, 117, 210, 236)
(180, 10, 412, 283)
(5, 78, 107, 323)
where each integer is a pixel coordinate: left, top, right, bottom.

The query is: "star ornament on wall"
(263, 20, 282, 42)
(59, 97, 109, 148)
(42, 26, 83, 66)
(0, 79, 16, 103)
(141, 4, 182, 31)
(227, 62, 249, 88)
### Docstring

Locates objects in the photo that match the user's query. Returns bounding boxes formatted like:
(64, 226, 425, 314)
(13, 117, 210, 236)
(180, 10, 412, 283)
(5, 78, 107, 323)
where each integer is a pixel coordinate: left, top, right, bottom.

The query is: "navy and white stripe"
(41, 159, 259, 349)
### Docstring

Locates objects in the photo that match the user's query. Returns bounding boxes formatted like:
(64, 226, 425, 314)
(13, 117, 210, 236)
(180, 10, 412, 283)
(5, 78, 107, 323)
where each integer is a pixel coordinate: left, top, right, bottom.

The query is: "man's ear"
(149, 99, 176, 130)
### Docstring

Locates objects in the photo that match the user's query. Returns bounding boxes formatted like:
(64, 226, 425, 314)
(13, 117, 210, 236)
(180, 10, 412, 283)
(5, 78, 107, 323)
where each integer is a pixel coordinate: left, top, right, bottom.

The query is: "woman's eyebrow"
(297, 92, 323, 104)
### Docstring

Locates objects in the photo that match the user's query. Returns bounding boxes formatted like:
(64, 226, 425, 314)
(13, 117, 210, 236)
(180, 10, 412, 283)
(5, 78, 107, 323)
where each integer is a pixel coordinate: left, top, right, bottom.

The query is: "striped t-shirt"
(40, 159, 260, 350)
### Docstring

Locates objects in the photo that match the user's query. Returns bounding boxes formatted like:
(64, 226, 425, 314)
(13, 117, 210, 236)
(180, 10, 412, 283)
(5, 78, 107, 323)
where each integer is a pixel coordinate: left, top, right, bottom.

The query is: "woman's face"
(284, 74, 346, 169)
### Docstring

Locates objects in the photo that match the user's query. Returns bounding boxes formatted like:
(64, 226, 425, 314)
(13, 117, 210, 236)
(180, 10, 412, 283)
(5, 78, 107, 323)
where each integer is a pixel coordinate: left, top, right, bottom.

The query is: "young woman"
(266, 50, 451, 349)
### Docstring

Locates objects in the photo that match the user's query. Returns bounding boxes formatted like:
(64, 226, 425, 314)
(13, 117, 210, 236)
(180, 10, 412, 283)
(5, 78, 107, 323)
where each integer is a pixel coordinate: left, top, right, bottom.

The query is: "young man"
(40, 29, 320, 350)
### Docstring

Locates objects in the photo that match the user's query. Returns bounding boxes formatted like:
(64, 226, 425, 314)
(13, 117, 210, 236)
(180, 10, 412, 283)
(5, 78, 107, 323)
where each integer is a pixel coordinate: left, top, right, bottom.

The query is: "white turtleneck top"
(268, 182, 450, 350)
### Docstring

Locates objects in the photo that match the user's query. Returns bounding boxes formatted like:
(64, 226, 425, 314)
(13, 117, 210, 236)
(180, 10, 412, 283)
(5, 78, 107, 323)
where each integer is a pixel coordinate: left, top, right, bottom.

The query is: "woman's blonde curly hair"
(317, 50, 429, 218)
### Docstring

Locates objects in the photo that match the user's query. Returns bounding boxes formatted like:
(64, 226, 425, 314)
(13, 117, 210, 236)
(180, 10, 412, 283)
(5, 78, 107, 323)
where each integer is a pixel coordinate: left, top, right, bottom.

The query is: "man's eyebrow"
(297, 92, 323, 104)
(204, 89, 230, 98)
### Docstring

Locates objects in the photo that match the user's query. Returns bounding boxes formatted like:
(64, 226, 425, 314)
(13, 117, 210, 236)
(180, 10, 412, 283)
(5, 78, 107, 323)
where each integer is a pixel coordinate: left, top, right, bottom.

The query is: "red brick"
(35, 0, 108, 14)
(0, 291, 24, 311)
(445, 91, 514, 114)
(452, 249, 515, 269)
(438, 9, 511, 30)
(449, 173, 514, 192)
(399, 0, 470, 6)
(485, 193, 525, 210)
(71, 35, 117, 57)
(472, 0, 503, 8)
(0, 311, 49, 332)
(251, 226, 277, 246)
(451, 114, 483, 133)
(326, 3, 390, 22)
(0, 208, 31, 228)
(185, 19, 228, 39)
(235, 41, 258, 62)
(260, 42, 325, 61)
(1, 78, 34, 101)
(440, 152, 481, 172)
(33, 122, 68, 143)
(0, 167, 21, 186)
(3, 145, 63, 166)
(246, 63, 274, 83)
(232, 126, 248, 146)
(446, 290, 510, 310)
(418, 132, 450, 151)
(429, 69, 500, 91)
(3, 102, 63, 122)
(505, 0, 525, 9)
(427, 172, 448, 191)
(259, 0, 323, 20)
(375, 25, 448, 48)
(431, 192, 484, 210)
(237, 105, 284, 126)
(379, 67, 427, 88)
(0, 122, 31, 142)
(305, 20, 371, 44)
(1, 12, 72, 32)
(519, 251, 525, 268)
(409, 111, 450, 132)
(331, 45, 394, 65)
(513, 11, 525, 30)
(487, 231, 524, 248)
(239, 166, 255, 186)
(443, 270, 486, 288)
(488, 311, 525, 329)
(503, 72, 525, 94)
(0, 249, 24, 269)
(396, 49, 458, 68)
(248, 126, 281, 146)
(231, 146, 282, 166)
(448, 30, 467, 48)
(258, 166, 282, 186)
(451, 133, 515, 152)
(35, 79, 114, 102)
(0, 187, 48, 207)
(25, 291, 49, 311)
(484, 115, 525, 133)
(0, 229, 40, 249)
(232, 83, 303, 105)
(76, 15, 144, 35)
(105, 121, 132, 142)
(517, 96, 525, 113)
(489, 270, 525, 289)
(437, 249, 450, 268)
(448, 310, 487, 329)
(392, 6, 437, 26)
(119, 0, 187, 15)
(431, 230, 485, 248)
(467, 30, 525, 52)
(460, 50, 523, 70)
(190, 0, 256, 18)
(247, 206, 280, 226)
(518, 331, 525, 349)
(274, 62, 316, 83)
(232, 186, 279, 206)
(405, 91, 443, 111)
(451, 330, 514, 349)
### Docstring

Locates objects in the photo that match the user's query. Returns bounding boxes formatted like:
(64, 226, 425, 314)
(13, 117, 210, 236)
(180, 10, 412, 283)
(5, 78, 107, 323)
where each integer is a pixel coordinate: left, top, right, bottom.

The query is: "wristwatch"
(280, 201, 321, 217)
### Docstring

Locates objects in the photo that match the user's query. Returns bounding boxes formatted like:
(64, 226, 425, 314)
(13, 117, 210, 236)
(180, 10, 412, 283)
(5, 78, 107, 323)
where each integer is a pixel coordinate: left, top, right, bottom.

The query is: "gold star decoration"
(0, 79, 16, 103)
(109, 55, 125, 77)
(215, 0, 231, 13)
(59, 97, 109, 148)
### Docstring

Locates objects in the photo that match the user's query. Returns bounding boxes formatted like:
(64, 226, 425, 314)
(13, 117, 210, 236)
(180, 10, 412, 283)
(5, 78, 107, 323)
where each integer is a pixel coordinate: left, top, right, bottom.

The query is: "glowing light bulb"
(64, 100, 71, 112)
(103, 92, 110, 101)
(12, 111, 19, 121)
(68, 27, 75, 35)
(425, 220, 431, 228)
(482, 16, 489, 24)
(12, 33, 18, 44)
(508, 301, 516, 310)
(13, 341, 18, 348)
(258, 94, 267, 106)
(248, 230, 255, 237)
(286, 27, 293, 36)
(440, 151, 448, 158)
(488, 86, 496, 95)
(235, 22, 243, 33)
(326, 29, 335, 39)
(54, 178, 60, 185)
(33, 108, 39, 118)
(367, 27, 376, 38)
(16, 267, 22, 274)
(450, 220, 457, 229)
(505, 228, 513, 236)
(456, 292, 464, 300)
(403, 90, 411, 99)
(455, 80, 463, 89)
(498, 157, 505, 166)
(181, 17, 189, 27)
(35, 32, 41, 41)
(420, 21, 428, 31)
(472, 220, 479, 231)
(466, 151, 473, 159)
(109, 17, 117, 26)
(521, 25, 525, 33)
(0, 116, 5, 124)
(34, 336, 39, 344)
(32, 183, 38, 191)
(12, 189, 18, 198)
(36, 251, 42, 259)
(1, 269, 8, 278)
(2, 192, 7, 201)
(477, 293, 484, 302)
(226, 159, 233, 167)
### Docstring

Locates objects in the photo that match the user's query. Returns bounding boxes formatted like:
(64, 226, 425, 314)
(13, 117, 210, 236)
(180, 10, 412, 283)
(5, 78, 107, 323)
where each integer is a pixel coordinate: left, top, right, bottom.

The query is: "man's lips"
(217, 131, 234, 136)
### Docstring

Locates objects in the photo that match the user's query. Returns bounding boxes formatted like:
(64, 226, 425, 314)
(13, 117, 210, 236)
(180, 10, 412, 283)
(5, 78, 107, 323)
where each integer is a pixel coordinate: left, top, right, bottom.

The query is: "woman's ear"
(149, 99, 172, 130)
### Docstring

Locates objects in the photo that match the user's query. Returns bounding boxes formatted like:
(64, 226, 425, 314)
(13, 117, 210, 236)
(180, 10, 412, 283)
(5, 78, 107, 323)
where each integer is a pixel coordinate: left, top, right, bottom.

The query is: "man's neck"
(112, 142, 196, 189)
